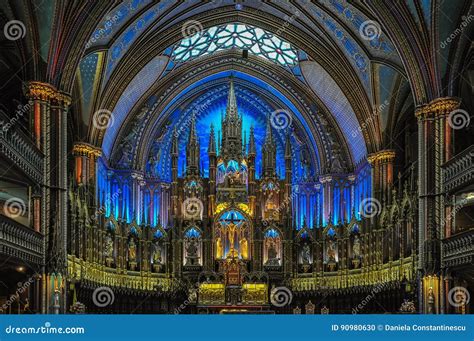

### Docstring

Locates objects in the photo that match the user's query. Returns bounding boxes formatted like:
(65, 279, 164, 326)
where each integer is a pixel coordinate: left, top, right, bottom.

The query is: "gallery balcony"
(443, 145, 474, 194)
(442, 229, 474, 269)
(0, 214, 44, 265)
(0, 113, 43, 183)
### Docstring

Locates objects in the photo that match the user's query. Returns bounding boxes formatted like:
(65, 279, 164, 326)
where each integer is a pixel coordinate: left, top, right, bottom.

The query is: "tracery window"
(172, 23, 298, 67)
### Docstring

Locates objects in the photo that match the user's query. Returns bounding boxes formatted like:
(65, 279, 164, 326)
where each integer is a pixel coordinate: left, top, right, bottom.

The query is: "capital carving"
(25, 81, 71, 106)
(367, 150, 395, 165)
(73, 143, 102, 158)
(415, 97, 460, 119)
(25, 81, 56, 101)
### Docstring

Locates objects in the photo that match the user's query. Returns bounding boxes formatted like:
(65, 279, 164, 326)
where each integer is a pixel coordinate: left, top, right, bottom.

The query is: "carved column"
(415, 97, 459, 314)
(367, 150, 395, 204)
(25, 82, 55, 313)
(72, 143, 101, 185)
(32, 191, 41, 233)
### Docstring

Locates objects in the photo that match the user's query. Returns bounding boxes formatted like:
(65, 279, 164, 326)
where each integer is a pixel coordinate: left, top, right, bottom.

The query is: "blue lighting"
(265, 229, 280, 238)
(185, 227, 201, 238)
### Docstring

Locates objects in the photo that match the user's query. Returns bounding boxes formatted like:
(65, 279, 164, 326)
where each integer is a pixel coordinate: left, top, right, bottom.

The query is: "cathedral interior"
(0, 0, 473, 315)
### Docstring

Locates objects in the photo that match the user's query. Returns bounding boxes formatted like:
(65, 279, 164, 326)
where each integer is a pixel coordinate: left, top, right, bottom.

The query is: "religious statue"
(427, 287, 435, 314)
(104, 234, 114, 258)
(301, 243, 311, 265)
(117, 141, 133, 167)
(152, 242, 162, 264)
(216, 237, 223, 259)
(353, 235, 361, 258)
(230, 170, 241, 185)
(327, 240, 336, 262)
(148, 155, 159, 177)
(265, 192, 276, 211)
(185, 238, 199, 266)
(265, 240, 280, 266)
(301, 155, 310, 181)
(331, 155, 344, 173)
(53, 290, 61, 314)
(128, 239, 137, 262)
(226, 223, 238, 258)
(239, 238, 248, 259)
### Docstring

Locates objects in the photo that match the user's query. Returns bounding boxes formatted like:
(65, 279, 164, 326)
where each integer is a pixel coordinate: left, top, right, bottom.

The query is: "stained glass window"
(265, 229, 280, 238)
(172, 23, 298, 67)
(219, 210, 246, 225)
(185, 227, 201, 238)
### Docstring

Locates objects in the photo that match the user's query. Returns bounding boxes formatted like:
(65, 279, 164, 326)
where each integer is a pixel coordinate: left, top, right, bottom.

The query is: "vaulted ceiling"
(1, 0, 472, 176)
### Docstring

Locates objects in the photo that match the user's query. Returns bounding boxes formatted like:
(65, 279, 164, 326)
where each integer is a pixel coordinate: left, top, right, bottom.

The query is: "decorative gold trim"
(26, 81, 72, 106)
(67, 256, 173, 292)
(415, 97, 460, 118)
(73, 143, 102, 158)
(57, 92, 72, 106)
(26, 81, 56, 101)
(291, 257, 414, 292)
(367, 150, 395, 164)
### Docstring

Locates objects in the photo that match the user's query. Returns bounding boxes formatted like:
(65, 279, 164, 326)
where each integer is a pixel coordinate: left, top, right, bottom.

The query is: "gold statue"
(227, 223, 236, 247)
(128, 239, 137, 262)
(239, 238, 248, 259)
(216, 237, 223, 259)
(152, 243, 162, 264)
(227, 223, 238, 258)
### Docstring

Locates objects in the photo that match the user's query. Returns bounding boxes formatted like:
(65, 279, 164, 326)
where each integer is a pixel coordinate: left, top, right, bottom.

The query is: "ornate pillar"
(26, 82, 71, 313)
(72, 143, 101, 186)
(282, 239, 292, 275)
(367, 150, 396, 203)
(415, 97, 459, 314)
(32, 191, 41, 233)
(25, 82, 55, 313)
(314, 230, 323, 273)
(25, 82, 56, 150)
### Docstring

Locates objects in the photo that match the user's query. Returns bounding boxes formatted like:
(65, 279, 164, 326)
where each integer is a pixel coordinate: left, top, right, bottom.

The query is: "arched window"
(172, 23, 298, 67)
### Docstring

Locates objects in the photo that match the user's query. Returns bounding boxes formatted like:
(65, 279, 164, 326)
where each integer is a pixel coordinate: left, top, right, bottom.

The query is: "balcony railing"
(443, 145, 474, 193)
(442, 229, 474, 268)
(0, 118, 43, 183)
(0, 215, 44, 265)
